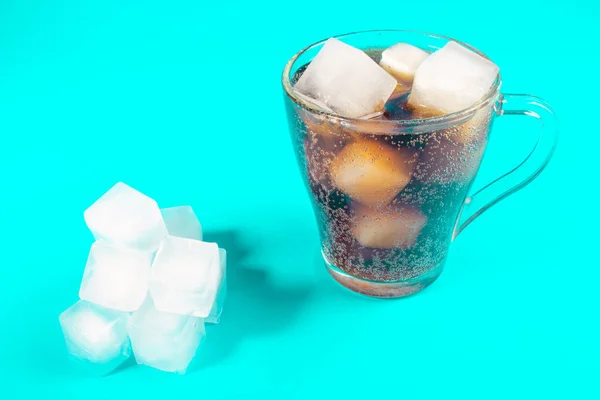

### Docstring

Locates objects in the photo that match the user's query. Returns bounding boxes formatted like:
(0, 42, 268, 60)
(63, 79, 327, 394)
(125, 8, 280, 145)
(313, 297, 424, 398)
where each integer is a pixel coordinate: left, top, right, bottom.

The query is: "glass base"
(323, 251, 444, 298)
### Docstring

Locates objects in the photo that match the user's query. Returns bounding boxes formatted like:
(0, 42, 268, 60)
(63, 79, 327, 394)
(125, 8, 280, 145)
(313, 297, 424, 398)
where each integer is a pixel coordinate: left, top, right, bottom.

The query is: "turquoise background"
(0, 1, 598, 398)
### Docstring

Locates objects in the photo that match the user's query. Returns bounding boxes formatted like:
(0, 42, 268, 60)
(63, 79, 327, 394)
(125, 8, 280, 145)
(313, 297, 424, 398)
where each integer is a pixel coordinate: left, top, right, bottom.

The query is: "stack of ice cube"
(59, 182, 227, 375)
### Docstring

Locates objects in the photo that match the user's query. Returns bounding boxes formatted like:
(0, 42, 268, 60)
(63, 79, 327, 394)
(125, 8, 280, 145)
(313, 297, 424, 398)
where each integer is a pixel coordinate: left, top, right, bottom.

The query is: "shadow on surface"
(108, 356, 137, 375)
(199, 230, 313, 368)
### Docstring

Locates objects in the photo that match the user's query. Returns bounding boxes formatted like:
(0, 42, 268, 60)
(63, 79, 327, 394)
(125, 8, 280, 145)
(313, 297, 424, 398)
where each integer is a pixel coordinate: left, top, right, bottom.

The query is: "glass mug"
(282, 30, 558, 298)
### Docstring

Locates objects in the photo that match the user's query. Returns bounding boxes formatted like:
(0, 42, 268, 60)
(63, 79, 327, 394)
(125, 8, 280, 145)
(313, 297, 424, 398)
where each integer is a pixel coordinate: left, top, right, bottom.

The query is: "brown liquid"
(288, 48, 494, 284)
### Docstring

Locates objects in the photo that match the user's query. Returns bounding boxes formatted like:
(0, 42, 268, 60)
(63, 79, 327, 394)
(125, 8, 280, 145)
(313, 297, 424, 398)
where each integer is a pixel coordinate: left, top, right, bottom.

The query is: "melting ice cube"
(59, 300, 131, 375)
(408, 41, 499, 114)
(206, 248, 227, 324)
(128, 298, 205, 374)
(330, 139, 417, 208)
(161, 206, 203, 241)
(79, 240, 153, 312)
(84, 182, 167, 252)
(379, 43, 429, 83)
(149, 237, 222, 318)
(351, 205, 427, 249)
(294, 38, 397, 118)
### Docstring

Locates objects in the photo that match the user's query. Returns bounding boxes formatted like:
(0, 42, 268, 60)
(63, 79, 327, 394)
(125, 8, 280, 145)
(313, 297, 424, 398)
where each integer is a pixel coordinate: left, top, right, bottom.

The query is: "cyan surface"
(0, 1, 597, 398)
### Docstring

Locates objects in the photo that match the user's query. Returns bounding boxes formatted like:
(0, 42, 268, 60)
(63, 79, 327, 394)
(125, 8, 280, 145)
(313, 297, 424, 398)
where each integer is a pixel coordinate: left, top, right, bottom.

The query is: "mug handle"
(453, 94, 559, 239)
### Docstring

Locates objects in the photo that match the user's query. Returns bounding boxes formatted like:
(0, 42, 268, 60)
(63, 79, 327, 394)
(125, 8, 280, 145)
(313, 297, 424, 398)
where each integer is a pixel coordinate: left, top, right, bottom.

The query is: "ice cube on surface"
(128, 298, 205, 374)
(84, 182, 167, 251)
(330, 140, 418, 208)
(206, 248, 227, 324)
(351, 205, 427, 249)
(79, 240, 153, 312)
(408, 41, 499, 114)
(150, 237, 222, 317)
(161, 206, 203, 241)
(59, 300, 131, 375)
(294, 38, 397, 119)
(379, 43, 429, 83)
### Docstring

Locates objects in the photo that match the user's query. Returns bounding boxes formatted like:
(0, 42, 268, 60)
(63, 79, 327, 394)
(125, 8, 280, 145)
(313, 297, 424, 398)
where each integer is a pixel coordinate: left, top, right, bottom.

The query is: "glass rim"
(282, 29, 502, 129)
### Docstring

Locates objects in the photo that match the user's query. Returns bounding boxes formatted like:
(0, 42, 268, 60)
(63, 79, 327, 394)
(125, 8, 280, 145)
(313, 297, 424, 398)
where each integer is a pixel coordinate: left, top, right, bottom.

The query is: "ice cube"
(330, 140, 418, 208)
(408, 41, 499, 114)
(161, 206, 203, 241)
(351, 205, 427, 249)
(79, 240, 153, 312)
(294, 38, 397, 119)
(379, 43, 429, 83)
(128, 298, 205, 374)
(206, 248, 227, 324)
(84, 182, 167, 252)
(295, 91, 333, 113)
(149, 237, 222, 317)
(59, 300, 131, 375)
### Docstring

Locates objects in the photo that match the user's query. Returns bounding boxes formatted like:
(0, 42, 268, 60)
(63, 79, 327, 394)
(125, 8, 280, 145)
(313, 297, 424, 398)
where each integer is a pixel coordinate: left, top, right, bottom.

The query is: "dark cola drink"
(286, 39, 498, 297)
